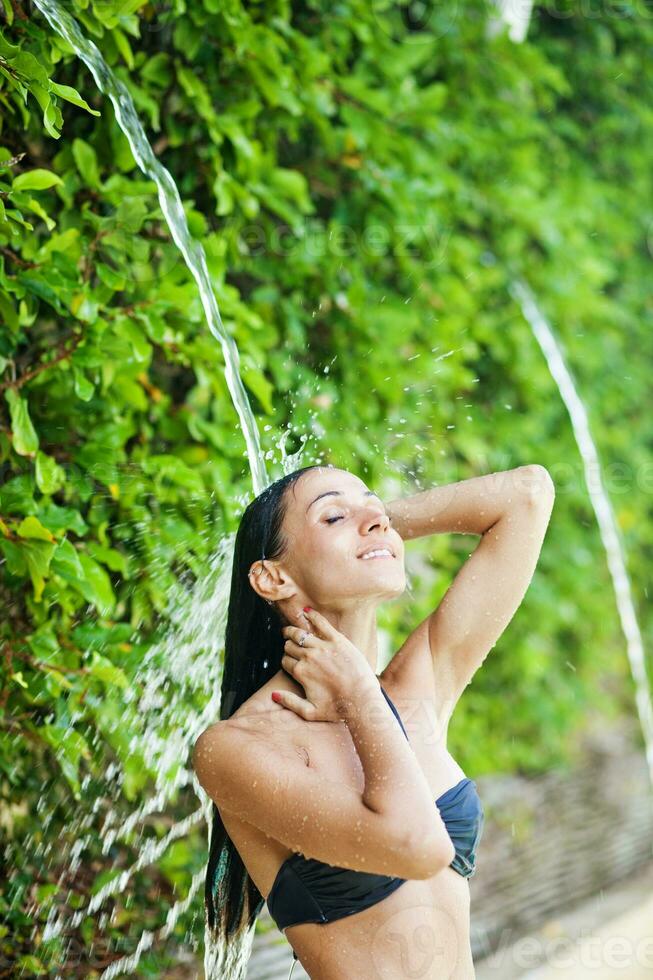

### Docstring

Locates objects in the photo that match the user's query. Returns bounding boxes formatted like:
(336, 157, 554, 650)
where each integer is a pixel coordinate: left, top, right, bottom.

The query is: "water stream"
(30, 0, 275, 974)
(27, 4, 653, 977)
(511, 278, 653, 788)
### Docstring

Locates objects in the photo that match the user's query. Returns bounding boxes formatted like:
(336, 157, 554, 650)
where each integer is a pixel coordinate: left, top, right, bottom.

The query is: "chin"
(380, 580, 407, 601)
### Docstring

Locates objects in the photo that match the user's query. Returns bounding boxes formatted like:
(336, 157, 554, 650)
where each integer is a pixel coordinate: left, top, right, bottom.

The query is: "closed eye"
(323, 512, 391, 525)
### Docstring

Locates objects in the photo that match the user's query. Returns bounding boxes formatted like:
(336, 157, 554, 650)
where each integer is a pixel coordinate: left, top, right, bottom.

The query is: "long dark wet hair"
(203, 464, 321, 955)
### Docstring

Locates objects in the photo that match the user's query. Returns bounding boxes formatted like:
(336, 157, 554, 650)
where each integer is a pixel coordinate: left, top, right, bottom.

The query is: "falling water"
(511, 278, 653, 789)
(29, 0, 289, 976)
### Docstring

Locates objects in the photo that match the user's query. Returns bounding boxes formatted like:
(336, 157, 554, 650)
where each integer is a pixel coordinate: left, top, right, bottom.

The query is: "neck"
(322, 603, 380, 676)
(276, 603, 382, 694)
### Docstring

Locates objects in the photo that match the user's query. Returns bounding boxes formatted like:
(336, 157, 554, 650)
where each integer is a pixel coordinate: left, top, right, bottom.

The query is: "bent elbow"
(405, 832, 456, 879)
(521, 464, 555, 503)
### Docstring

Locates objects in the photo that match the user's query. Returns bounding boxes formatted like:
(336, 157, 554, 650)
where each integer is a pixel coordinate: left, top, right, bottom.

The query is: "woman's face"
(260, 467, 406, 610)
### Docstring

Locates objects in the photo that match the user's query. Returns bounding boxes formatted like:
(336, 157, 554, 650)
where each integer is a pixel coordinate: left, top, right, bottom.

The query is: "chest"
(301, 667, 465, 801)
(220, 645, 467, 903)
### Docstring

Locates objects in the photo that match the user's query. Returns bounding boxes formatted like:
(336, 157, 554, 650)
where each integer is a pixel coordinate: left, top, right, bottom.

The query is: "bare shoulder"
(192, 719, 228, 782)
(192, 691, 306, 784)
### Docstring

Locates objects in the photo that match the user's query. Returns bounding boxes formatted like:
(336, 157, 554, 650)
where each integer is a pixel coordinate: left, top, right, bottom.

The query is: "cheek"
(306, 536, 354, 576)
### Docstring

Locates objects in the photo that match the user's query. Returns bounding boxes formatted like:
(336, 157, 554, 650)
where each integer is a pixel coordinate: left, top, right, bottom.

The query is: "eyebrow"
(306, 490, 380, 514)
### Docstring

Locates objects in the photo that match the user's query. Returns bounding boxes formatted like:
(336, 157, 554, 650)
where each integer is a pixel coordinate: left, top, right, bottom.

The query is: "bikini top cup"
(266, 685, 485, 939)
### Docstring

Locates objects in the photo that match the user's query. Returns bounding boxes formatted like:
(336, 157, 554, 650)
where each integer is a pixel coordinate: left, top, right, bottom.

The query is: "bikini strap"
(379, 685, 409, 741)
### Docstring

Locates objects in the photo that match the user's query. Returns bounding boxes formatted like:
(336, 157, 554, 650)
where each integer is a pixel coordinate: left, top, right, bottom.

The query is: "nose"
(364, 508, 390, 532)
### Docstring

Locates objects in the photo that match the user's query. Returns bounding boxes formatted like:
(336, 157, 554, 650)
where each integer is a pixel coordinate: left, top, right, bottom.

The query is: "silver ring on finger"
(299, 631, 307, 647)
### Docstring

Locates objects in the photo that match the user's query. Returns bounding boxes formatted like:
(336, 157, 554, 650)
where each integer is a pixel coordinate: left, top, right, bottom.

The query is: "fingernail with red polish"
(271, 692, 282, 703)
(303, 606, 312, 612)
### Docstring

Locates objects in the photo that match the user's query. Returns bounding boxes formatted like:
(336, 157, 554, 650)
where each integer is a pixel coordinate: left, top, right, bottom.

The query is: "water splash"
(29, 1, 281, 973)
(39, 535, 238, 967)
(511, 278, 653, 789)
(98, 866, 206, 980)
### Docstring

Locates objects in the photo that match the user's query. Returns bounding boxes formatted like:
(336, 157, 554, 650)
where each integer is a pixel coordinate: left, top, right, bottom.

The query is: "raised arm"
(387, 465, 555, 708)
(426, 467, 555, 701)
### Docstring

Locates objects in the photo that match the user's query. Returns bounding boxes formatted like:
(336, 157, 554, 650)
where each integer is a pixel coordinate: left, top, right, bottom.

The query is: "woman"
(193, 462, 555, 979)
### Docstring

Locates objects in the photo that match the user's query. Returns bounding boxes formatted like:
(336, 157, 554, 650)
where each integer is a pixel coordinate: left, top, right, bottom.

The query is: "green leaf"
(4, 208, 33, 231)
(72, 137, 101, 189)
(86, 540, 130, 576)
(42, 96, 63, 140)
(27, 624, 61, 663)
(12, 168, 63, 192)
(35, 451, 66, 494)
(141, 454, 204, 495)
(111, 27, 134, 69)
(77, 551, 116, 615)
(22, 539, 57, 602)
(36, 883, 59, 903)
(37, 503, 88, 537)
(0, 30, 21, 59)
(39, 663, 73, 692)
(114, 318, 152, 363)
(16, 515, 57, 542)
(49, 79, 101, 116)
(122, 752, 150, 799)
(15, 273, 68, 315)
(0, 292, 19, 332)
(4, 388, 39, 456)
(96, 262, 126, 290)
(88, 652, 128, 689)
(16, 194, 56, 231)
(241, 363, 275, 415)
(0, 538, 27, 577)
(0, 474, 35, 515)
(18, 957, 46, 975)
(141, 52, 171, 88)
(51, 537, 84, 581)
(39, 725, 90, 798)
(69, 291, 99, 324)
(73, 365, 95, 401)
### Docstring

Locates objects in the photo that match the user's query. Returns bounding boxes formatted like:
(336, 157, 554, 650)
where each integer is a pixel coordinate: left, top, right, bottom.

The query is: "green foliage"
(1, 0, 652, 972)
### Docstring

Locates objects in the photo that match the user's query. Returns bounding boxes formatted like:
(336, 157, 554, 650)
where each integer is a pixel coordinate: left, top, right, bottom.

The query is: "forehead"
(293, 468, 369, 505)
(295, 466, 367, 500)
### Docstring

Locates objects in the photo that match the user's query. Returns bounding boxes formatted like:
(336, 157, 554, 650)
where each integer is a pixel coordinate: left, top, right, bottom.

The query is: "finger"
(271, 689, 316, 721)
(284, 638, 312, 657)
(284, 625, 318, 645)
(301, 607, 334, 639)
(281, 653, 298, 673)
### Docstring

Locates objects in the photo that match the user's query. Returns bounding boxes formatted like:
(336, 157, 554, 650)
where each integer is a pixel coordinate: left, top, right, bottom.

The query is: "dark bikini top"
(266, 684, 484, 947)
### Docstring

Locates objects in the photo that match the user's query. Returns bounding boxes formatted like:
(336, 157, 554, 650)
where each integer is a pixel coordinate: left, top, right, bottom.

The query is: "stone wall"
(470, 723, 653, 959)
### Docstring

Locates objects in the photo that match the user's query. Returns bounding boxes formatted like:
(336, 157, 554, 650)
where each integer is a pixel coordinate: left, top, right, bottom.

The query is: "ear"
(248, 558, 295, 606)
